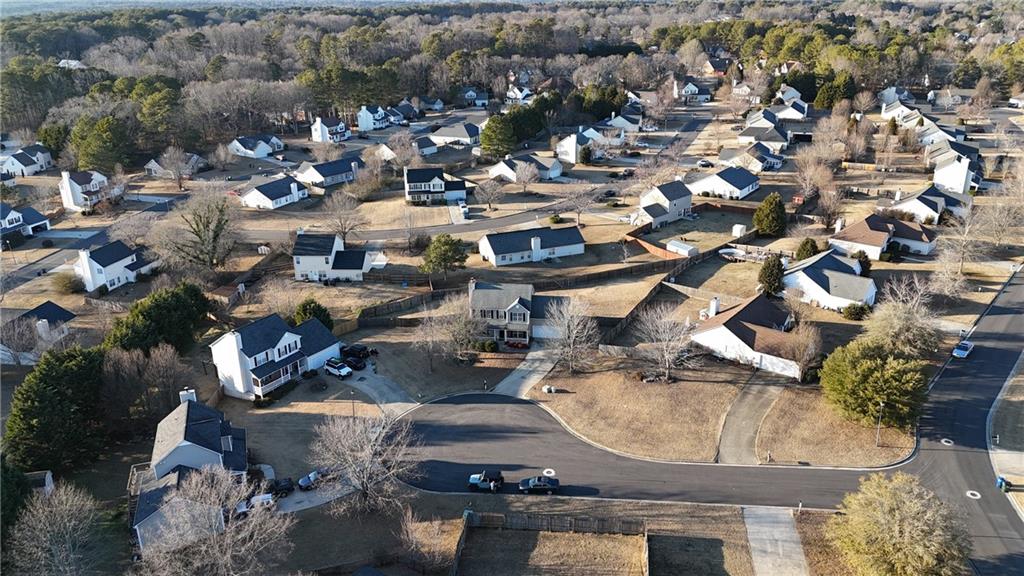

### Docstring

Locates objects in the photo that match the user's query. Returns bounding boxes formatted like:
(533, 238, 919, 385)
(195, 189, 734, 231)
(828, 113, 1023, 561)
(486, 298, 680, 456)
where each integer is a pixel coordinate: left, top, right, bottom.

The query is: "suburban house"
(238, 175, 308, 210)
(468, 280, 565, 344)
(227, 134, 283, 158)
(1, 202, 50, 239)
(730, 81, 760, 104)
(773, 60, 803, 76)
(478, 226, 585, 267)
(2, 152, 44, 176)
(59, 170, 122, 212)
(740, 109, 789, 152)
(292, 155, 365, 190)
(131, 393, 247, 551)
(19, 144, 54, 170)
(505, 86, 534, 106)
(674, 76, 712, 103)
(916, 122, 966, 146)
(0, 300, 76, 364)
(775, 84, 802, 105)
(405, 96, 444, 112)
(926, 140, 979, 168)
(597, 112, 642, 133)
(933, 154, 982, 195)
(746, 108, 779, 129)
(383, 107, 406, 126)
(430, 123, 480, 146)
(702, 57, 732, 76)
(356, 105, 389, 132)
(875, 185, 973, 224)
(1, 173, 14, 187)
(878, 86, 916, 106)
(413, 136, 439, 156)
(291, 230, 371, 282)
(691, 294, 802, 379)
(631, 178, 693, 228)
(719, 143, 783, 173)
(828, 214, 937, 259)
(457, 87, 489, 107)
(144, 153, 206, 178)
(687, 166, 760, 199)
(769, 99, 809, 120)
(488, 155, 563, 181)
(74, 240, 159, 292)
(555, 126, 624, 164)
(310, 117, 351, 143)
(781, 250, 878, 311)
(210, 314, 341, 400)
(880, 101, 917, 122)
(403, 167, 468, 204)
(392, 102, 419, 120)
(926, 88, 972, 109)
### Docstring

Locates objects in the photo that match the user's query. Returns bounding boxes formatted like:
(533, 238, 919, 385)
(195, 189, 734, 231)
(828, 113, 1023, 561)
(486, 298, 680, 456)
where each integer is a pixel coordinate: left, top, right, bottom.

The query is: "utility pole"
(875, 401, 885, 447)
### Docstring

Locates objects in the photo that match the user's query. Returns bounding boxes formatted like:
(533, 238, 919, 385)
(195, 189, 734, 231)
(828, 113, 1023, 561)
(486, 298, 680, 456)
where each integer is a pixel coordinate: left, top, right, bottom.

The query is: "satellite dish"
(543, 468, 556, 477)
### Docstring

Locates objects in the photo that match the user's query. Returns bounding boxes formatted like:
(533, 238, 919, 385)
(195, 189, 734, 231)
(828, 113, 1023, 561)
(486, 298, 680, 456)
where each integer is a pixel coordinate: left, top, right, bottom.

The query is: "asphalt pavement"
(404, 271, 1024, 575)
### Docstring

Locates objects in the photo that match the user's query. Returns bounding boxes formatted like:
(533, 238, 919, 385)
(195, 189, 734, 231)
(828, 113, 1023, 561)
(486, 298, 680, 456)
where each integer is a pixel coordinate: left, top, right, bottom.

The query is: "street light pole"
(875, 401, 885, 447)
(350, 389, 355, 418)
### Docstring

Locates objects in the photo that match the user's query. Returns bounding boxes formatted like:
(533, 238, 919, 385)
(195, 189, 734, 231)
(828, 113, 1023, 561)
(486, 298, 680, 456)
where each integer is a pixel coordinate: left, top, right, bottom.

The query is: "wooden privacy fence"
(465, 510, 646, 535)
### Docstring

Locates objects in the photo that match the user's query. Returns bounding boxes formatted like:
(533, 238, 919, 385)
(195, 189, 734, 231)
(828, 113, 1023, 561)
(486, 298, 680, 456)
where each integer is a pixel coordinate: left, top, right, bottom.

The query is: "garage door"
(531, 324, 560, 339)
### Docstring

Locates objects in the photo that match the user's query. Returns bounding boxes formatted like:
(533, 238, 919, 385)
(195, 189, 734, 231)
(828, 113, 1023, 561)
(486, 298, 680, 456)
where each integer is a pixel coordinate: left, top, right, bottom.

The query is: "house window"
(509, 312, 526, 323)
(221, 435, 233, 451)
(507, 330, 528, 340)
(500, 255, 507, 261)
(324, 257, 330, 265)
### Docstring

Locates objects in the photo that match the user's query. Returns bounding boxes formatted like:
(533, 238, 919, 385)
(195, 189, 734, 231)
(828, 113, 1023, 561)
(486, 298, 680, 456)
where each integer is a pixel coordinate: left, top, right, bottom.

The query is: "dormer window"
(221, 435, 233, 451)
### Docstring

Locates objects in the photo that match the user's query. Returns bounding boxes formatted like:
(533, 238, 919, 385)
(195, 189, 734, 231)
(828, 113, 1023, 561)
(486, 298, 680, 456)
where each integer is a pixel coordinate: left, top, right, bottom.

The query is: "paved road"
(405, 271, 1024, 575)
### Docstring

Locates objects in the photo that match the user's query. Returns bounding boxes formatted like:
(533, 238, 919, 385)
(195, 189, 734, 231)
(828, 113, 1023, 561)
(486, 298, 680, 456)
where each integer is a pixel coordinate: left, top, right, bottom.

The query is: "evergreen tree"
(70, 115, 130, 173)
(1, 456, 30, 543)
(37, 123, 70, 159)
(294, 297, 334, 330)
(578, 145, 593, 165)
(103, 283, 210, 353)
(3, 347, 105, 472)
(851, 250, 871, 276)
(480, 115, 516, 158)
(820, 338, 926, 427)
(796, 237, 820, 260)
(419, 233, 467, 279)
(758, 254, 785, 295)
(753, 192, 786, 236)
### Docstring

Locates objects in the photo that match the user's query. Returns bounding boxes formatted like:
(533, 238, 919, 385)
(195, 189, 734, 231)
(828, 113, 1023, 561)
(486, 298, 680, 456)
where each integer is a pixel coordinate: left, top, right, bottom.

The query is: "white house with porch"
(467, 280, 565, 344)
(310, 117, 351, 143)
(74, 240, 160, 292)
(59, 170, 122, 212)
(210, 314, 340, 400)
(356, 105, 389, 132)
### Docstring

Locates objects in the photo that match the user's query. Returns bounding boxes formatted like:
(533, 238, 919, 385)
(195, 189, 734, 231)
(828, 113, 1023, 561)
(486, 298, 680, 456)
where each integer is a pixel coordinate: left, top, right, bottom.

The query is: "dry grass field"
(530, 357, 746, 461)
(457, 528, 646, 576)
(755, 387, 915, 467)
(234, 275, 427, 325)
(537, 271, 666, 319)
(643, 210, 753, 252)
(672, 257, 761, 298)
(795, 512, 848, 576)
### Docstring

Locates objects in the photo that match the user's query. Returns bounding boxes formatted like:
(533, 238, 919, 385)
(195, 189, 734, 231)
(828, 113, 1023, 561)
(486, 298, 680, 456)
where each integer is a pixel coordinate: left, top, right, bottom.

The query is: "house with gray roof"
(1, 151, 42, 176)
(227, 134, 283, 159)
(468, 280, 567, 343)
(691, 293, 802, 379)
(310, 116, 351, 144)
(431, 122, 481, 146)
(403, 167, 468, 204)
(74, 240, 159, 292)
(876, 184, 973, 224)
(292, 155, 365, 189)
(239, 175, 308, 209)
(687, 166, 760, 199)
(210, 314, 341, 400)
(59, 170, 122, 212)
(719, 143, 783, 173)
(357, 105, 389, 132)
(0, 300, 76, 364)
(478, 226, 585, 267)
(781, 249, 877, 311)
(488, 154, 563, 181)
(632, 177, 692, 228)
(1, 201, 50, 241)
(291, 229, 371, 281)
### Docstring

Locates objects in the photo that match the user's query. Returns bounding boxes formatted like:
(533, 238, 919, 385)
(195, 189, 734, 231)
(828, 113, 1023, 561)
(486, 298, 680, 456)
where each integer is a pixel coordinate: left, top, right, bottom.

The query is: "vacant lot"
(459, 528, 645, 576)
(358, 189, 452, 230)
(643, 210, 752, 252)
(755, 387, 915, 467)
(538, 271, 666, 319)
(341, 326, 519, 399)
(531, 357, 746, 461)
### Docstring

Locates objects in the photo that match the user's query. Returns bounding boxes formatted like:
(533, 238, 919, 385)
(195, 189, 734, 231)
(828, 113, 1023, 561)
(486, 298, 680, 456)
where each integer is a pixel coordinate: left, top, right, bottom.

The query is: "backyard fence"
(465, 511, 646, 534)
(727, 242, 796, 259)
(84, 297, 129, 313)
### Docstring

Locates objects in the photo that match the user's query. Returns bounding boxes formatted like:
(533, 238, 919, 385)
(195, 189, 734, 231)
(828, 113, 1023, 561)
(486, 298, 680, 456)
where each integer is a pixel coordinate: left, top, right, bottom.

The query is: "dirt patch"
(643, 210, 752, 253)
(458, 528, 646, 576)
(342, 327, 519, 400)
(795, 512, 846, 576)
(755, 387, 915, 467)
(530, 357, 745, 461)
(357, 189, 452, 230)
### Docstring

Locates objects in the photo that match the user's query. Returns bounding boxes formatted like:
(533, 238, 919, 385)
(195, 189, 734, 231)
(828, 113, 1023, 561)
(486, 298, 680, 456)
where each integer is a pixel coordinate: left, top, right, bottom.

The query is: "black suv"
(342, 344, 371, 359)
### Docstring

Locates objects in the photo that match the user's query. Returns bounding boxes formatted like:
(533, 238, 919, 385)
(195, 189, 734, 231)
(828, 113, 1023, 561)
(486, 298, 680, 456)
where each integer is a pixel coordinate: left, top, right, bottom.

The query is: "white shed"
(666, 240, 699, 257)
(732, 224, 748, 238)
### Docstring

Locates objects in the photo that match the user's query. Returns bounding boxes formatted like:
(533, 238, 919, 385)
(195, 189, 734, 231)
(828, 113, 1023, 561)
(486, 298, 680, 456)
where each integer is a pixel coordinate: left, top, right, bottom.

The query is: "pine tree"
(820, 338, 926, 427)
(70, 115, 130, 173)
(753, 192, 786, 236)
(578, 145, 593, 165)
(758, 254, 784, 295)
(851, 250, 871, 276)
(480, 115, 516, 158)
(294, 297, 334, 330)
(419, 233, 467, 279)
(796, 237, 820, 260)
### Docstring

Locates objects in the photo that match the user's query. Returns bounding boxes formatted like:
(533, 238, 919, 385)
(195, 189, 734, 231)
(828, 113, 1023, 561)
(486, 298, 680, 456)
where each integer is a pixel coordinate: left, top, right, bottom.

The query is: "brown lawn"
(673, 257, 761, 298)
(643, 210, 753, 252)
(530, 357, 745, 461)
(537, 272, 667, 320)
(795, 512, 847, 576)
(755, 387, 915, 467)
(457, 528, 646, 576)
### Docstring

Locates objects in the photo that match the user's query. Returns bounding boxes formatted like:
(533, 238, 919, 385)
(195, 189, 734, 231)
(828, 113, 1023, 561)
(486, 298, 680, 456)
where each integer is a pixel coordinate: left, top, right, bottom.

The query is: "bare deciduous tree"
(939, 210, 990, 277)
(634, 302, 699, 380)
(546, 297, 599, 374)
(158, 145, 194, 190)
(928, 248, 967, 298)
(412, 310, 445, 374)
(398, 506, 450, 572)
(387, 131, 422, 169)
(0, 316, 38, 366)
(8, 483, 101, 576)
(310, 413, 418, 515)
(323, 193, 368, 243)
(853, 91, 876, 114)
(864, 274, 940, 357)
(817, 188, 845, 228)
(109, 211, 160, 247)
(139, 467, 295, 576)
(434, 293, 486, 360)
(513, 161, 539, 194)
(475, 179, 505, 211)
(258, 276, 306, 321)
(311, 142, 343, 163)
(561, 188, 596, 224)
(154, 189, 238, 272)
(781, 322, 822, 375)
(209, 143, 233, 171)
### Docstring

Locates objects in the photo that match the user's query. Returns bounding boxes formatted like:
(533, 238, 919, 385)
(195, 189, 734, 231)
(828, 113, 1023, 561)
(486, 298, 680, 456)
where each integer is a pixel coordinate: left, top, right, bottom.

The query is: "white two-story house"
(403, 167, 467, 204)
(292, 155, 365, 190)
(291, 230, 372, 282)
(74, 240, 160, 292)
(1, 201, 50, 240)
(356, 105, 389, 132)
(209, 313, 341, 400)
(631, 178, 693, 228)
(59, 170, 122, 212)
(310, 117, 351, 143)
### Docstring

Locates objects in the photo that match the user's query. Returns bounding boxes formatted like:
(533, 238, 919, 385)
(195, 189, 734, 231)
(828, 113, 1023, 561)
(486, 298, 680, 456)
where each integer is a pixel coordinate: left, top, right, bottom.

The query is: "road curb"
(986, 349, 1024, 524)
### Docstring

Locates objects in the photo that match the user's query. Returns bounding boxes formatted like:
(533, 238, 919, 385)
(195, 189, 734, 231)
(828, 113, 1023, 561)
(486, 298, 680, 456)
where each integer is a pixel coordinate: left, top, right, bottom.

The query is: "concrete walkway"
(345, 363, 417, 417)
(743, 507, 809, 576)
(990, 351, 1024, 520)
(717, 379, 784, 464)
(492, 345, 560, 398)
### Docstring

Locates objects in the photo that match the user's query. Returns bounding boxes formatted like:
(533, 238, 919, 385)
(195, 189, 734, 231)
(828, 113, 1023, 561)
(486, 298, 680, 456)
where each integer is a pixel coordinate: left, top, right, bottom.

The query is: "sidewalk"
(743, 507, 809, 576)
(718, 383, 783, 464)
(990, 351, 1024, 517)
(492, 344, 560, 398)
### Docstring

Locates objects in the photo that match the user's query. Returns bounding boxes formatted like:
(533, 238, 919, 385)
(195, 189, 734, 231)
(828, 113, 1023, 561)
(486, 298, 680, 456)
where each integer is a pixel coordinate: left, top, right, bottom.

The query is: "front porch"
(253, 357, 307, 397)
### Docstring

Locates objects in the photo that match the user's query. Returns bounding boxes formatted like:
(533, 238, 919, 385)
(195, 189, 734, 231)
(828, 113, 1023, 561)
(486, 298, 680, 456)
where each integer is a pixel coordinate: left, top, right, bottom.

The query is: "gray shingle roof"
(19, 144, 50, 156)
(152, 401, 234, 466)
(642, 204, 668, 218)
(10, 152, 36, 167)
(434, 123, 479, 139)
(235, 314, 292, 356)
(251, 176, 304, 201)
(405, 167, 444, 184)
(69, 171, 98, 185)
(785, 250, 875, 302)
(469, 281, 534, 311)
(529, 295, 565, 320)
(654, 180, 691, 201)
(293, 233, 338, 256)
(331, 250, 367, 270)
(482, 226, 585, 255)
(294, 318, 339, 357)
(714, 167, 759, 190)
(88, 240, 135, 267)
(16, 300, 76, 325)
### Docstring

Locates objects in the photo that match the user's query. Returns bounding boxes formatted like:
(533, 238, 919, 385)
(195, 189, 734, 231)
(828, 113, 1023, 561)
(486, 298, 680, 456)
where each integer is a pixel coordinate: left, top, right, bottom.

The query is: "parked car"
(952, 341, 975, 358)
(467, 470, 504, 491)
(730, 125, 743, 131)
(518, 476, 560, 495)
(298, 469, 329, 491)
(344, 357, 367, 371)
(234, 493, 275, 519)
(325, 357, 353, 379)
(357, 133, 369, 140)
(342, 344, 371, 359)
(697, 159, 714, 168)
(270, 478, 295, 499)
(602, 189, 617, 198)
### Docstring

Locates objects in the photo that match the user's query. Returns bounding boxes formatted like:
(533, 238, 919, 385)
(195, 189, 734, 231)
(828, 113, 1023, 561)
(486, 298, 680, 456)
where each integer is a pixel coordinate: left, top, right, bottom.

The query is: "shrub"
(606, 200, 619, 208)
(879, 252, 892, 262)
(820, 338, 926, 427)
(549, 214, 563, 224)
(842, 302, 870, 320)
(294, 297, 333, 330)
(52, 273, 85, 294)
(41, 239, 54, 248)
(483, 340, 498, 352)
(753, 192, 786, 237)
(700, 191, 710, 197)
(851, 250, 871, 276)
(758, 254, 784, 295)
(97, 285, 109, 296)
(103, 282, 210, 353)
(795, 237, 819, 260)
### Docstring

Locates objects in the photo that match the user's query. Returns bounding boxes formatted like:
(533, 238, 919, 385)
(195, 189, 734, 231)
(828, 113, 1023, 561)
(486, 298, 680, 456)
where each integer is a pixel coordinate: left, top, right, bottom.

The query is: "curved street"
(404, 271, 1024, 575)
